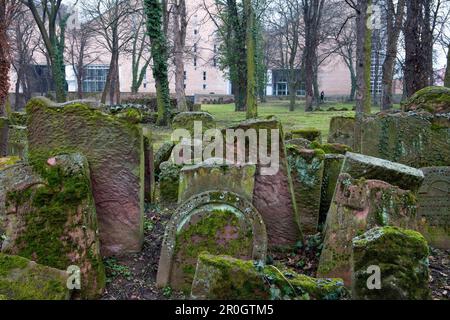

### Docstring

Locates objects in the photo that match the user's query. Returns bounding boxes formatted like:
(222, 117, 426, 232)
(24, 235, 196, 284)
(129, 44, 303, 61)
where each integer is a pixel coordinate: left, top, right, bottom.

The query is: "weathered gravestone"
(159, 161, 183, 203)
(156, 191, 267, 293)
(289, 128, 322, 143)
(0, 253, 70, 300)
(287, 146, 325, 235)
(172, 112, 216, 135)
(179, 161, 256, 203)
(0, 154, 105, 299)
(319, 154, 345, 228)
(328, 116, 356, 148)
(402, 86, 450, 114)
(154, 141, 175, 178)
(286, 138, 312, 149)
(143, 127, 155, 203)
(0, 118, 8, 157)
(417, 167, 450, 249)
(357, 112, 450, 168)
(341, 152, 425, 192)
(317, 173, 418, 286)
(228, 119, 301, 247)
(191, 253, 347, 300)
(7, 125, 27, 159)
(352, 226, 431, 300)
(26, 97, 145, 256)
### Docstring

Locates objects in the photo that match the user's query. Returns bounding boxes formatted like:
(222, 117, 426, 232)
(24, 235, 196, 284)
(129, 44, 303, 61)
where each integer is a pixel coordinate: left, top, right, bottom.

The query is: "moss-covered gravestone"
(319, 154, 345, 228)
(159, 161, 182, 203)
(287, 146, 325, 235)
(172, 112, 216, 135)
(26, 97, 145, 256)
(417, 167, 450, 249)
(341, 152, 425, 192)
(317, 174, 418, 286)
(157, 191, 267, 293)
(0, 118, 9, 157)
(154, 141, 175, 178)
(0, 154, 105, 299)
(229, 119, 301, 247)
(328, 116, 356, 148)
(191, 253, 347, 300)
(402, 86, 450, 114)
(0, 253, 70, 300)
(290, 128, 322, 143)
(7, 125, 27, 159)
(286, 138, 312, 149)
(179, 161, 256, 204)
(352, 226, 431, 300)
(357, 113, 450, 168)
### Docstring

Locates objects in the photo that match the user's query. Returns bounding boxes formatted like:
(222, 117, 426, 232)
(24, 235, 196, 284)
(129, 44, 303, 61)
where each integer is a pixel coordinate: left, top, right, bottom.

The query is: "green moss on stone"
(0, 253, 69, 300)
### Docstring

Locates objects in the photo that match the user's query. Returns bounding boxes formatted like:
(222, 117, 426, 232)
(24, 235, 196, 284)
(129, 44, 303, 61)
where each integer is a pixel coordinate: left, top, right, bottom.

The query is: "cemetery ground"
(101, 189, 449, 301)
(98, 100, 449, 301)
(151, 101, 397, 148)
(1, 91, 449, 301)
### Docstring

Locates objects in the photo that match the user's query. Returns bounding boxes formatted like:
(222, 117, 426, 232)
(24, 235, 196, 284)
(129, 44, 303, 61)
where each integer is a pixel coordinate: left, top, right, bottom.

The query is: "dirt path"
(102, 203, 449, 301)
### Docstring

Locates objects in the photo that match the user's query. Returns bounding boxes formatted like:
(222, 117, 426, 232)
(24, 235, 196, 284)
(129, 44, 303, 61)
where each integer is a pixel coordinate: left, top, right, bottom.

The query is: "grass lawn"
(150, 100, 398, 148)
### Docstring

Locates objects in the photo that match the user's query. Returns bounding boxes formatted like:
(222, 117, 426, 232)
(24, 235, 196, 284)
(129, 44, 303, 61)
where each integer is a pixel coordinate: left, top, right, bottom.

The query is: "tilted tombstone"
(357, 112, 450, 168)
(352, 226, 431, 300)
(179, 160, 256, 204)
(319, 154, 345, 228)
(0, 118, 8, 157)
(287, 146, 325, 235)
(227, 119, 301, 247)
(317, 173, 418, 286)
(0, 253, 70, 300)
(156, 190, 267, 293)
(341, 152, 425, 192)
(0, 154, 105, 299)
(417, 167, 450, 249)
(26, 97, 145, 256)
(327, 116, 356, 148)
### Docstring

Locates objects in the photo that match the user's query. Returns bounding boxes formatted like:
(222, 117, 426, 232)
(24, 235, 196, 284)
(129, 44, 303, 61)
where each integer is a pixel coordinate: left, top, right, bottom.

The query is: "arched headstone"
(157, 191, 267, 292)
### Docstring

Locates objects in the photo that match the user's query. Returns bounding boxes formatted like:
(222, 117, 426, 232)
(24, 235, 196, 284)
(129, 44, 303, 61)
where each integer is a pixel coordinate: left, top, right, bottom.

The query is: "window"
(194, 44, 197, 53)
(194, 57, 197, 67)
(203, 71, 207, 81)
(83, 65, 109, 93)
(184, 71, 187, 80)
(203, 84, 207, 90)
(194, 29, 198, 35)
(213, 58, 217, 67)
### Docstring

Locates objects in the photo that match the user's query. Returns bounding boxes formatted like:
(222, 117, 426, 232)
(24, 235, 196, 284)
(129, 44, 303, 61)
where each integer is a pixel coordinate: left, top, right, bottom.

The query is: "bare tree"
(129, 5, 152, 94)
(303, 0, 325, 112)
(20, 0, 73, 103)
(267, 0, 303, 111)
(404, 0, 445, 97)
(0, 0, 20, 115)
(346, 0, 371, 116)
(66, 18, 101, 99)
(381, 0, 405, 110)
(171, 0, 188, 110)
(335, 18, 357, 101)
(10, 4, 38, 109)
(445, 42, 450, 87)
(83, 0, 137, 105)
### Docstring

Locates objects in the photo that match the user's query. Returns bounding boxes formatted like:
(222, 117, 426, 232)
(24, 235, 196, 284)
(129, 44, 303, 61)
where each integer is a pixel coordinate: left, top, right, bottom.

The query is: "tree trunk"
(381, 0, 405, 110)
(245, 0, 257, 119)
(404, 0, 432, 97)
(355, 0, 372, 116)
(445, 44, 450, 88)
(0, 4, 11, 116)
(173, 0, 188, 111)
